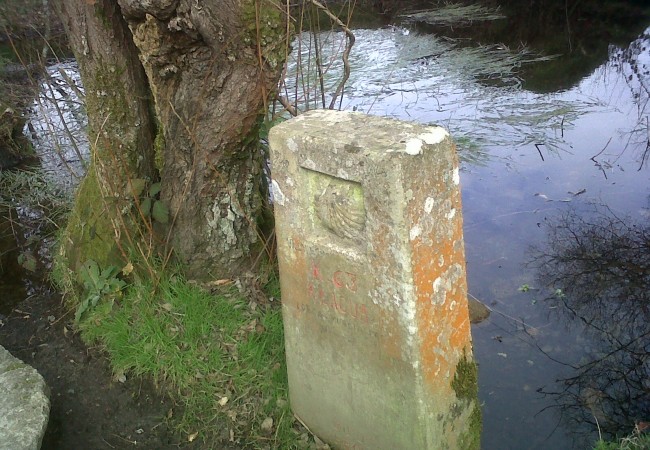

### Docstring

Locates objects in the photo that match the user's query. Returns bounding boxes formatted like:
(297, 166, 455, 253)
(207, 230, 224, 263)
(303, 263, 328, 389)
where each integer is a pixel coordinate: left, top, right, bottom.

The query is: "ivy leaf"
(141, 197, 152, 218)
(152, 200, 169, 224)
(149, 182, 162, 197)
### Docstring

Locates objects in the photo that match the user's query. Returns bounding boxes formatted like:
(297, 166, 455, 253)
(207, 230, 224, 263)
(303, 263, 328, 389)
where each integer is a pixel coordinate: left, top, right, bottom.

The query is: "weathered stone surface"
(270, 110, 480, 449)
(0, 345, 50, 450)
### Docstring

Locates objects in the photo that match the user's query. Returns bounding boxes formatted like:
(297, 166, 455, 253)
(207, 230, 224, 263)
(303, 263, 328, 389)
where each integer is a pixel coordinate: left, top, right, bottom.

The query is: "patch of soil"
(0, 285, 202, 449)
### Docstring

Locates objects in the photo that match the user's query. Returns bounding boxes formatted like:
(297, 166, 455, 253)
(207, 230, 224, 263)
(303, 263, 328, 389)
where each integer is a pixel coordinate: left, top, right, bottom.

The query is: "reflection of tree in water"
(530, 204, 650, 439)
(608, 26, 650, 170)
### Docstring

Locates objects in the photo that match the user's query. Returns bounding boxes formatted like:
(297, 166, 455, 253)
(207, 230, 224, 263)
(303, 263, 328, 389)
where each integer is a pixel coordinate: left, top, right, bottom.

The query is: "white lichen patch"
(424, 197, 435, 214)
(409, 224, 422, 241)
(419, 127, 449, 145)
(287, 138, 298, 152)
(446, 208, 456, 220)
(271, 180, 285, 206)
(452, 167, 460, 185)
(432, 277, 443, 293)
(405, 137, 424, 155)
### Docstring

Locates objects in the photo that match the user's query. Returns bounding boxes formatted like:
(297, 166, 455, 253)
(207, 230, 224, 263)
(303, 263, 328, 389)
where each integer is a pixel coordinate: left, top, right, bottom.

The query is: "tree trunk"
(52, 0, 157, 277)
(53, 0, 288, 281)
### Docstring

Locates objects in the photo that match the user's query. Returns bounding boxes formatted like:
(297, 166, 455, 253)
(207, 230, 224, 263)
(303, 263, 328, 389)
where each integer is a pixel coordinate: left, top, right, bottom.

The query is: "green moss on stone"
(451, 350, 481, 450)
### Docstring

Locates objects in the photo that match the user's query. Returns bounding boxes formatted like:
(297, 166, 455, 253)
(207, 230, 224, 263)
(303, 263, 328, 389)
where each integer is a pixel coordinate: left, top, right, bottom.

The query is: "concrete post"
(269, 110, 480, 450)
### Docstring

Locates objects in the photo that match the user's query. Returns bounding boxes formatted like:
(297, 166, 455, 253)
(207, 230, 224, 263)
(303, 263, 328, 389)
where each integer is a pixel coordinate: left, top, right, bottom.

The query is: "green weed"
(74, 259, 125, 323)
(594, 429, 650, 450)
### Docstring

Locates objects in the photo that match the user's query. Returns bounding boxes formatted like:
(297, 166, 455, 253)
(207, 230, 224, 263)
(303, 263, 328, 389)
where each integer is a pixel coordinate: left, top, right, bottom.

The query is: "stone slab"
(270, 110, 480, 449)
(0, 345, 50, 450)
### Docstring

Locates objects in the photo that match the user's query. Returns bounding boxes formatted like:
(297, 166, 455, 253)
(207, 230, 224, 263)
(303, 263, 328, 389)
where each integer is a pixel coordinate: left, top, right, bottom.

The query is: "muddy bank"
(0, 288, 201, 449)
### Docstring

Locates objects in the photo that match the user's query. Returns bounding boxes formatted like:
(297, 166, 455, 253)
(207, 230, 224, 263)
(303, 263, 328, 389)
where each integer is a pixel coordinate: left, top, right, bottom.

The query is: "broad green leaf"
(149, 182, 162, 197)
(141, 197, 152, 217)
(152, 200, 169, 224)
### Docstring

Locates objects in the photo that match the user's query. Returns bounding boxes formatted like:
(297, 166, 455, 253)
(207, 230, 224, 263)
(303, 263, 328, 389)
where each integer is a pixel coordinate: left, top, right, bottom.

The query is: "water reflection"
(0, 61, 84, 315)
(530, 204, 650, 440)
(25, 60, 88, 193)
(608, 27, 650, 171)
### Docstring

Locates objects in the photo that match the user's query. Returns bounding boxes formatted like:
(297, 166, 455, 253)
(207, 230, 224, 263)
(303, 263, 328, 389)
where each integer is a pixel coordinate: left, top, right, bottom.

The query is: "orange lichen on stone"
(412, 212, 472, 390)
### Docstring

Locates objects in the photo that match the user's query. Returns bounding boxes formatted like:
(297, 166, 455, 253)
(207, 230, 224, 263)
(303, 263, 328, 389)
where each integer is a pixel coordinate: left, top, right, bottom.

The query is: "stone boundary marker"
(0, 345, 50, 450)
(270, 110, 480, 449)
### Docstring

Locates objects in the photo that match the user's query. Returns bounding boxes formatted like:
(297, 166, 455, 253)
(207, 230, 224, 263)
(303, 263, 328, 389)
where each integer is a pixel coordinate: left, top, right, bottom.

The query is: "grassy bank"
(70, 267, 311, 449)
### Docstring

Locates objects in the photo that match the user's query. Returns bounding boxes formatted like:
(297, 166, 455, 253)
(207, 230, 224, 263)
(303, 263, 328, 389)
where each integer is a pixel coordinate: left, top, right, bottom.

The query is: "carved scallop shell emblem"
(315, 181, 365, 241)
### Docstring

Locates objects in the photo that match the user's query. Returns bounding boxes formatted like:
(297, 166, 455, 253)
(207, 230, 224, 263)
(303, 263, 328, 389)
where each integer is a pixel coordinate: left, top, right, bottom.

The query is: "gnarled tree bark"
(53, 0, 288, 280)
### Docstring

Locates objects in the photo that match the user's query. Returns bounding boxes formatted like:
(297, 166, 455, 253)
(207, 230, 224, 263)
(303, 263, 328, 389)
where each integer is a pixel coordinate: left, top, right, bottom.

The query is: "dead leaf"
(218, 397, 229, 406)
(188, 432, 199, 442)
(261, 417, 274, 434)
(161, 302, 173, 312)
(527, 326, 540, 336)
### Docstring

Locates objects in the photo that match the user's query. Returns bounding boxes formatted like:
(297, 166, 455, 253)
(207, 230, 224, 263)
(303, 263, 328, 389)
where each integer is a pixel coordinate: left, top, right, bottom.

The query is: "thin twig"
(590, 137, 612, 161)
(308, 0, 355, 110)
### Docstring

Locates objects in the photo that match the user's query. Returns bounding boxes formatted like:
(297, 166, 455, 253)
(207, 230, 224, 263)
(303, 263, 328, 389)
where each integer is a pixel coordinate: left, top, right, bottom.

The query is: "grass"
(594, 429, 650, 450)
(76, 267, 308, 449)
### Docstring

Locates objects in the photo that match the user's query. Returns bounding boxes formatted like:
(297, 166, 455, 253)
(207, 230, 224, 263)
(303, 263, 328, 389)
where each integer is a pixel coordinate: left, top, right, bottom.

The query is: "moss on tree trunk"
(53, 0, 289, 287)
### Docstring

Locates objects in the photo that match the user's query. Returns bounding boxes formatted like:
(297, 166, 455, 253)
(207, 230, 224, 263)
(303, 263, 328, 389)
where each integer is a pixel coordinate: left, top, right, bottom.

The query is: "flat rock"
(468, 296, 491, 324)
(0, 345, 50, 450)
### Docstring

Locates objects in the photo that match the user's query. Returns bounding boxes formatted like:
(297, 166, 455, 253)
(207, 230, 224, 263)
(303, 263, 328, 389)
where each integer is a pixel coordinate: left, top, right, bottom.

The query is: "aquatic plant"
(400, 3, 505, 26)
